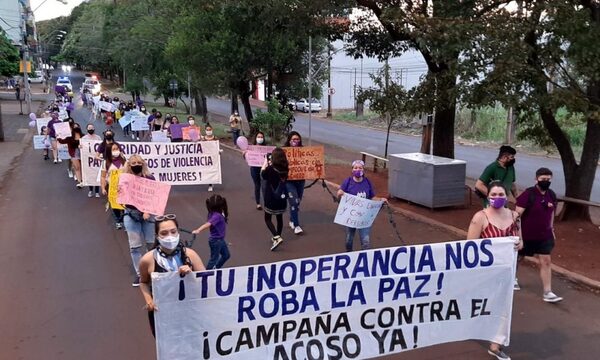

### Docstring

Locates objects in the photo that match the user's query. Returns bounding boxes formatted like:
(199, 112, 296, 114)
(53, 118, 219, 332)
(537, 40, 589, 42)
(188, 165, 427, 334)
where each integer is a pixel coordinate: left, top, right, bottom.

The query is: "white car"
(83, 78, 101, 95)
(295, 98, 322, 113)
(28, 71, 44, 84)
(56, 77, 73, 92)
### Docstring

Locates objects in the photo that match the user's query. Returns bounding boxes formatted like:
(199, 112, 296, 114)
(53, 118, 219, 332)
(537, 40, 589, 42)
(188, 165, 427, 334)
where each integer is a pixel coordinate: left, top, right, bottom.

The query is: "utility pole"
(308, 35, 312, 145)
(22, 47, 31, 115)
(326, 48, 332, 118)
(187, 71, 192, 114)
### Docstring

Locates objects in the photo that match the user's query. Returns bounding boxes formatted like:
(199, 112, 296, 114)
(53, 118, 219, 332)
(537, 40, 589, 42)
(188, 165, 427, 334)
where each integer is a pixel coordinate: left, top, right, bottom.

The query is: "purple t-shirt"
(207, 212, 226, 239)
(340, 176, 375, 199)
(47, 119, 61, 138)
(516, 187, 555, 241)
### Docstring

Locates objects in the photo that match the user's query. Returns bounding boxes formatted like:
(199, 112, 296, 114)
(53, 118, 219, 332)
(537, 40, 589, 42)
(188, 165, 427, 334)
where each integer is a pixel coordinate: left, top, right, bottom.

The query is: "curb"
(221, 139, 600, 291)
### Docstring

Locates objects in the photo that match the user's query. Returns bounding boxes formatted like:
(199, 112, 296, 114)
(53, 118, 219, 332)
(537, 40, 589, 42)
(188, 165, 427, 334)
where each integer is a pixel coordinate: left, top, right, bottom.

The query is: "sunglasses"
(155, 214, 177, 222)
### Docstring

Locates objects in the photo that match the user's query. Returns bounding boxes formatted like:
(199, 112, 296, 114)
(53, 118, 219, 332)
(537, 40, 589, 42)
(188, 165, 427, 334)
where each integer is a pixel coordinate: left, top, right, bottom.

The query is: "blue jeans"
(345, 226, 371, 252)
(207, 238, 230, 269)
(232, 129, 240, 147)
(286, 180, 305, 227)
(250, 166, 261, 205)
(124, 214, 155, 276)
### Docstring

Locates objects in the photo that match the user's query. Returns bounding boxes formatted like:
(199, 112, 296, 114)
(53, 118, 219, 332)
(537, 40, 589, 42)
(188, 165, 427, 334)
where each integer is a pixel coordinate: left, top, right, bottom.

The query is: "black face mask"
(538, 180, 551, 191)
(506, 159, 515, 167)
(87, 129, 95, 135)
(131, 165, 143, 175)
(105, 134, 113, 141)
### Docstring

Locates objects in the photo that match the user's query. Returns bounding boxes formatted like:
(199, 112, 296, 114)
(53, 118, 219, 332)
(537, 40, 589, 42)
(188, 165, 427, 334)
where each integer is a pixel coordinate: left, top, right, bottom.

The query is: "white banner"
(81, 140, 222, 186)
(36, 118, 49, 135)
(58, 143, 70, 160)
(100, 101, 114, 112)
(131, 113, 150, 131)
(334, 193, 384, 229)
(152, 238, 517, 360)
(152, 131, 171, 142)
(33, 135, 49, 150)
(54, 122, 71, 139)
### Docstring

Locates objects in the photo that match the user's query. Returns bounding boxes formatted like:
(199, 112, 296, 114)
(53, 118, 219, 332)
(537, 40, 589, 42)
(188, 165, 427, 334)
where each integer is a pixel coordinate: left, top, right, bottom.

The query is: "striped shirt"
(480, 212, 519, 238)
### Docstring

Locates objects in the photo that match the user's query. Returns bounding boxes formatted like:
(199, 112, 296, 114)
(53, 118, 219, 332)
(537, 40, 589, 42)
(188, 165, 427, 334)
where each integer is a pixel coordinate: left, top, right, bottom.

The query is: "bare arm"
(187, 249, 206, 272)
(467, 211, 485, 240)
(192, 221, 211, 234)
(138, 253, 156, 311)
(475, 179, 488, 196)
(515, 206, 526, 217)
(511, 183, 518, 198)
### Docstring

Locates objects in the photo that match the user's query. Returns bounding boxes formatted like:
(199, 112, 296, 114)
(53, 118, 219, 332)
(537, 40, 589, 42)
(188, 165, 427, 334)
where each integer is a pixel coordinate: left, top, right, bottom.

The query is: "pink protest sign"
(117, 173, 171, 215)
(245, 145, 276, 167)
(183, 125, 201, 141)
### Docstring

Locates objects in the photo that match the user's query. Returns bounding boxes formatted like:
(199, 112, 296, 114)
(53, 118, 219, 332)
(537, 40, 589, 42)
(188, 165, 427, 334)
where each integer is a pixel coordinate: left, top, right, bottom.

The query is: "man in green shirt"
(475, 145, 518, 205)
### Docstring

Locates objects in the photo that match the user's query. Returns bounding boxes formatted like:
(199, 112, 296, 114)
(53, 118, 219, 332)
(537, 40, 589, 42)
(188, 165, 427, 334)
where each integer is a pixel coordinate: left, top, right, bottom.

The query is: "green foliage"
(357, 63, 410, 125)
(0, 31, 19, 76)
(252, 99, 292, 143)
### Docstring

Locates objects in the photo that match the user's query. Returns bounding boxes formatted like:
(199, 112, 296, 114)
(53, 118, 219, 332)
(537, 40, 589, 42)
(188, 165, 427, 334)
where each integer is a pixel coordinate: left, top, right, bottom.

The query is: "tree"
(357, 62, 410, 158)
(0, 30, 19, 76)
(349, 1, 509, 159)
(464, 1, 600, 221)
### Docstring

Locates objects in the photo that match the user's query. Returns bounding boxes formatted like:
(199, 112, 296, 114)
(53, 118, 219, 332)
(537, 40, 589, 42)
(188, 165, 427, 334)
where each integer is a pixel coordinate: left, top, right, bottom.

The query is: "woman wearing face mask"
(100, 143, 126, 229)
(336, 160, 388, 251)
(467, 180, 522, 360)
(82, 124, 102, 197)
(243, 131, 267, 210)
(202, 124, 217, 192)
(139, 214, 205, 337)
(96, 130, 116, 160)
(58, 125, 84, 188)
(261, 147, 289, 251)
(284, 131, 305, 235)
(122, 155, 157, 287)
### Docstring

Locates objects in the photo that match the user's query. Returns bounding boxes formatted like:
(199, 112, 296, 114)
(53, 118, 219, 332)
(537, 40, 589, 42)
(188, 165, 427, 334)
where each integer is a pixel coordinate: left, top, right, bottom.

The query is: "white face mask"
(111, 151, 120, 158)
(158, 234, 180, 250)
(256, 137, 264, 144)
(205, 131, 213, 136)
(188, 120, 195, 125)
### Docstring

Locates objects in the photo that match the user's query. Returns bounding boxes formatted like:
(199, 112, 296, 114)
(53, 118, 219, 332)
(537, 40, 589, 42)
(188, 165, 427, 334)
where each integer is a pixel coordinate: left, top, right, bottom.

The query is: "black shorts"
(519, 238, 555, 257)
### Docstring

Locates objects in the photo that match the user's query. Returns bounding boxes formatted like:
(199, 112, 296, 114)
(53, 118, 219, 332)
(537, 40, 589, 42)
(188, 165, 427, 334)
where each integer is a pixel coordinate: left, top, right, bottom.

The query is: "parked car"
(295, 98, 322, 113)
(28, 70, 44, 84)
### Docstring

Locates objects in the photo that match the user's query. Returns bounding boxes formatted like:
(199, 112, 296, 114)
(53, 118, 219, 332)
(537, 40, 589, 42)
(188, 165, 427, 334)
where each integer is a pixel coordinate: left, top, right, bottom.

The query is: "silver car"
(295, 98, 322, 113)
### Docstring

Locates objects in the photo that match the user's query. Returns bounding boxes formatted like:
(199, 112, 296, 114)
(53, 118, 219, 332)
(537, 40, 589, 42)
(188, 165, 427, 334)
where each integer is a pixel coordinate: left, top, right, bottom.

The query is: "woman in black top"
(261, 147, 289, 251)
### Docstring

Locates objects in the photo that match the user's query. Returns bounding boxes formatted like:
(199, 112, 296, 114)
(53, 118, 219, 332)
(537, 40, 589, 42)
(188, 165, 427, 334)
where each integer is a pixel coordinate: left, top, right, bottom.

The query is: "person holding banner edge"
(82, 123, 101, 197)
(336, 160, 388, 251)
(139, 214, 205, 337)
(121, 155, 157, 287)
(284, 131, 305, 235)
(467, 180, 522, 360)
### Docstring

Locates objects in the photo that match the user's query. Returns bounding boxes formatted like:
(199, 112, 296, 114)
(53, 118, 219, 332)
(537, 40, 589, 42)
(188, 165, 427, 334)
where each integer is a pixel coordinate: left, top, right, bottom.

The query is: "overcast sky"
(31, 0, 84, 22)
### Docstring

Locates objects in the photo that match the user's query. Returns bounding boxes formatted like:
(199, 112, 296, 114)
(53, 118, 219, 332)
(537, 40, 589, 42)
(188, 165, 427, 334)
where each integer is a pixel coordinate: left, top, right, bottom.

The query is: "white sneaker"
(543, 291, 563, 303)
(513, 278, 520, 291)
(88, 191, 93, 198)
(294, 226, 303, 235)
(208, 185, 214, 192)
(76, 182, 83, 189)
(58, 158, 63, 163)
(270, 236, 283, 251)
(95, 193, 100, 198)
(131, 133, 135, 139)
(68, 169, 73, 178)
(288, 221, 295, 230)
(53, 159, 58, 164)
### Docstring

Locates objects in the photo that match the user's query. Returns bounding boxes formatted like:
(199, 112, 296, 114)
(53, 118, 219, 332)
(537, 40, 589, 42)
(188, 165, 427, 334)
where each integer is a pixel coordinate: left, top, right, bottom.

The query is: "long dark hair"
(106, 142, 125, 170)
(284, 131, 303, 147)
(271, 147, 289, 179)
(253, 131, 266, 145)
(206, 194, 229, 222)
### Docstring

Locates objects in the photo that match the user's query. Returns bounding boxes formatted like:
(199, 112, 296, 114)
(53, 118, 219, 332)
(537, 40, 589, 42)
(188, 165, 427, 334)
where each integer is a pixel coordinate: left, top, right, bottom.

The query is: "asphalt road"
(206, 99, 600, 203)
(1, 70, 599, 359)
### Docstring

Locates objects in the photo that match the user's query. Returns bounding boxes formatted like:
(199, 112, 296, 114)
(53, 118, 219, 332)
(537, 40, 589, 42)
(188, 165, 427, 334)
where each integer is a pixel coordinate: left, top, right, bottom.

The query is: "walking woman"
(121, 155, 156, 287)
(202, 124, 217, 192)
(192, 194, 231, 269)
(243, 131, 267, 210)
(284, 131, 305, 235)
(58, 126, 84, 188)
(336, 160, 387, 251)
(100, 143, 126, 229)
(82, 123, 101, 197)
(467, 181, 522, 360)
(139, 214, 205, 337)
(261, 148, 289, 251)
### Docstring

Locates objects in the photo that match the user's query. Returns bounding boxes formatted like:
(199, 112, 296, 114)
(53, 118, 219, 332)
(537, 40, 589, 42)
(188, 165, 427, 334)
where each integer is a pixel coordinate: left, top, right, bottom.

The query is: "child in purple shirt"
(193, 194, 231, 269)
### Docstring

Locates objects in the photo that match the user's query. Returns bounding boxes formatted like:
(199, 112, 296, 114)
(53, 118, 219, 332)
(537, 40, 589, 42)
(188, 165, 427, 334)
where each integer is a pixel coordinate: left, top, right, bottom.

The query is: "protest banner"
(32, 135, 48, 150)
(169, 124, 187, 140)
(108, 170, 124, 210)
(100, 101, 114, 112)
(152, 131, 171, 143)
(131, 113, 150, 131)
(182, 125, 201, 141)
(117, 173, 171, 215)
(36, 118, 49, 135)
(152, 237, 518, 360)
(334, 193, 384, 229)
(80, 139, 222, 186)
(58, 143, 70, 160)
(245, 145, 276, 167)
(54, 122, 71, 139)
(283, 146, 325, 180)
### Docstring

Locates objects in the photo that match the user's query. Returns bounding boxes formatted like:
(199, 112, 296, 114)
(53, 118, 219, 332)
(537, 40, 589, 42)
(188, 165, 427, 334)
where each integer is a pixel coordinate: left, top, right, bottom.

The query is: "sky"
(31, 0, 84, 22)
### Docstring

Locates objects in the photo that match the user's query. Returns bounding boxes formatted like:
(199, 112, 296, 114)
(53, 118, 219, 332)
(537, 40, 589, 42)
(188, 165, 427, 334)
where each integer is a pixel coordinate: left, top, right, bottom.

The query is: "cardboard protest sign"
(283, 146, 325, 180)
(131, 113, 150, 131)
(32, 135, 48, 150)
(54, 122, 71, 139)
(152, 131, 171, 143)
(119, 112, 133, 129)
(108, 170, 124, 210)
(58, 109, 68, 120)
(169, 124, 187, 140)
(334, 193, 384, 229)
(152, 237, 518, 360)
(99, 101, 114, 112)
(182, 125, 201, 141)
(36, 118, 49, 135)
(245, 145, 276, 167)
(81, 140, 222, 186)
(58, 143, 70, 160)
(117, 173, 171, 215)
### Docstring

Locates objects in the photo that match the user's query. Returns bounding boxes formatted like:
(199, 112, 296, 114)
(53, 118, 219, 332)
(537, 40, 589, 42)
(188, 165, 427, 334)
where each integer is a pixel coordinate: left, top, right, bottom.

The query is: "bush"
(252, 99, 293, 143)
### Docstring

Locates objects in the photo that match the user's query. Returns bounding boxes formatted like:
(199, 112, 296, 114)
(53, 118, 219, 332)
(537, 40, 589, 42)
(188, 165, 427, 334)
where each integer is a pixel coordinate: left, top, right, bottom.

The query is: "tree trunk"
(239, 80, 255, 127)
(178, 96, 190, 114)
(193, 89, 208, 122)
(163, 93, 170, 107)
(230, 91, 238, 114)
(384, 114, 392, 158)
(432, 104, 456, 158)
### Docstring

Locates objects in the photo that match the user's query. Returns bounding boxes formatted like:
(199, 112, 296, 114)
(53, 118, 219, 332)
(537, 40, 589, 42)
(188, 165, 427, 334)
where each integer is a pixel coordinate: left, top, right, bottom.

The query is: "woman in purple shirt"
(192, 194, 231, 269)
(336, 160, 387, 251)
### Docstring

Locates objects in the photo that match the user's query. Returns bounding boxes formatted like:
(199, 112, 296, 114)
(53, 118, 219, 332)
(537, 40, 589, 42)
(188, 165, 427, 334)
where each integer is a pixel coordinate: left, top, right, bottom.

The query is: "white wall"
(0, 0, 24, 45)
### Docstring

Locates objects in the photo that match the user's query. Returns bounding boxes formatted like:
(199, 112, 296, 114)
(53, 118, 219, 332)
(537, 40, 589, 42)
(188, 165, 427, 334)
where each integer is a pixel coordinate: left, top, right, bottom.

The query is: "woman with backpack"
(139, 214, 205, 337)
(261, 147, 289, 251)
(284, 132, 305, 235)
